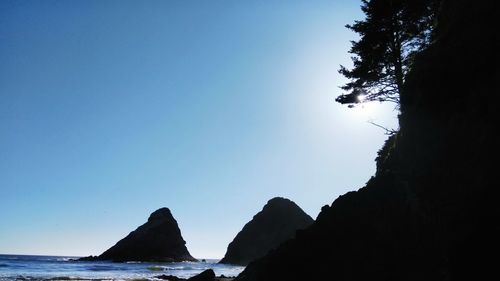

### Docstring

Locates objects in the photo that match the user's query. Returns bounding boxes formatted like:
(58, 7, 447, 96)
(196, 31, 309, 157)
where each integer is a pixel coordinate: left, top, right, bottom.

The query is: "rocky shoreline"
(156, 269, 234, 281)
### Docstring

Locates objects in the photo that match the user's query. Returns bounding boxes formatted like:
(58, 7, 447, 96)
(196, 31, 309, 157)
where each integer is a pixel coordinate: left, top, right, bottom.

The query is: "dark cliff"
(236, 0, 498, 280)
(83, 208, 196, 262)
(219, 197, 313, 265)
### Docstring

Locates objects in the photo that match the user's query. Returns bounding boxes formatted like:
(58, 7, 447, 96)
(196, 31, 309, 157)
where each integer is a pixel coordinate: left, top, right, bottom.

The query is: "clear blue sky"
(0, 0, 398, 258)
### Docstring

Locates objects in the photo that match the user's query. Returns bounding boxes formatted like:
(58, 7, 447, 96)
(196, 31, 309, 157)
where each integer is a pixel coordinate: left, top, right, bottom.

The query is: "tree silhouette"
(337, 0, 439, 107)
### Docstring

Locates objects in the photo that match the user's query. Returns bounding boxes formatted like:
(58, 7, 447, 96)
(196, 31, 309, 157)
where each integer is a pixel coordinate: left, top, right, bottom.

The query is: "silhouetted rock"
(156, 271, 233, 281)
(187, 269, 216, 281)
(75, 255, 97, 261)
(235, 0, 498, 280)
(220, 197, 313, 265)
(81, 208, 196, 262)
(156, 274, 185, 281)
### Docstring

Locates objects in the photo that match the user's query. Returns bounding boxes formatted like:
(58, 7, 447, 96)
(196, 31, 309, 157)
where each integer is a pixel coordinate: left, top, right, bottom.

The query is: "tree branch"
(367, 120, 398, 135)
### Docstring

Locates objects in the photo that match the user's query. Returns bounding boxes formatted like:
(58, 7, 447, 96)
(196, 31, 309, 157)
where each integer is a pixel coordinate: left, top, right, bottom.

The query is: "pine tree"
(337, 0, 439, 107)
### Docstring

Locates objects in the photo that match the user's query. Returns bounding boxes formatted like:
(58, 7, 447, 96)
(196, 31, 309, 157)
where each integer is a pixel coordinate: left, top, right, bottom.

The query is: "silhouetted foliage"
(337, 0, 439, 107)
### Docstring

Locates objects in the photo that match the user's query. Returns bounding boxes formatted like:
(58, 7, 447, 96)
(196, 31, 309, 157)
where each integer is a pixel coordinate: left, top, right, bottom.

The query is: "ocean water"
(0, 254, 244, 280)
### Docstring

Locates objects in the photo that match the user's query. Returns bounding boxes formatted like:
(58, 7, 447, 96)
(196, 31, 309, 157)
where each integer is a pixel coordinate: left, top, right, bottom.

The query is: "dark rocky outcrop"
(235, 0, 498, 280)
(81, 208, 196, 262)
(187, 269, 216, 281)
(219, 197, 313, 265)
(156, 274, 185, 281)
(156, 270, 232, 281)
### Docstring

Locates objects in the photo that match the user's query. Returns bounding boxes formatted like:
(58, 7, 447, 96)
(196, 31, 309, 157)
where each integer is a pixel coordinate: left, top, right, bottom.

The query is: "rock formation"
(219, 197, 313, 265)
(235, 0, 498, 280)
(81, 207, 196, 262)
(187, 269, 216, 281)
(156, 269, 231, 281)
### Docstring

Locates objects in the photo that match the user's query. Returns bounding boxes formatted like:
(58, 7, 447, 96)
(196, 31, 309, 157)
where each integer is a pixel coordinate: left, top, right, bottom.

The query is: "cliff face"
(219, 197, 313, 265)
(236, 0, 498, 280)
(95, 208, 196, 262)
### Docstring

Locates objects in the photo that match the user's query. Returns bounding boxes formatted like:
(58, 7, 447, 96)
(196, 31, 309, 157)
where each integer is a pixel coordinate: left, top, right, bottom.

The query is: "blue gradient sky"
(0, 0, 398, 258)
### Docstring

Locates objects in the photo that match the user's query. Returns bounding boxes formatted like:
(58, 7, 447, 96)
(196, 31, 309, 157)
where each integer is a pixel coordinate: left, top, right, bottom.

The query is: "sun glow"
(346, 100, 399, 133)
(352, 101, 377, 118)
(356, 94, 366, 103)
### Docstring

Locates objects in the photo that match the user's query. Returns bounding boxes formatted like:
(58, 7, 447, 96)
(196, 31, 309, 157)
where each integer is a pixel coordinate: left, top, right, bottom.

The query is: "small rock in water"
(187, 269, 216, 281)
(156, 274, 186, 281)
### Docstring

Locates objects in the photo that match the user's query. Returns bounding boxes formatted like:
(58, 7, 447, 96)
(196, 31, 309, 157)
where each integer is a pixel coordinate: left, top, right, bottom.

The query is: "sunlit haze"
(0, 0, 398, 258)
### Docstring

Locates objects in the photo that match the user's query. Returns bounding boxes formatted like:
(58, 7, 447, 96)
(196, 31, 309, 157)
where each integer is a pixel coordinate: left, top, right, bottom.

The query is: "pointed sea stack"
(83, 208, 196, 262)
(219, 197, 313, 265)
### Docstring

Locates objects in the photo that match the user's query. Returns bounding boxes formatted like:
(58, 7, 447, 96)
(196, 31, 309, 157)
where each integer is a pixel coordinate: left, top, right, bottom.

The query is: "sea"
(0, 254, 244, 281)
